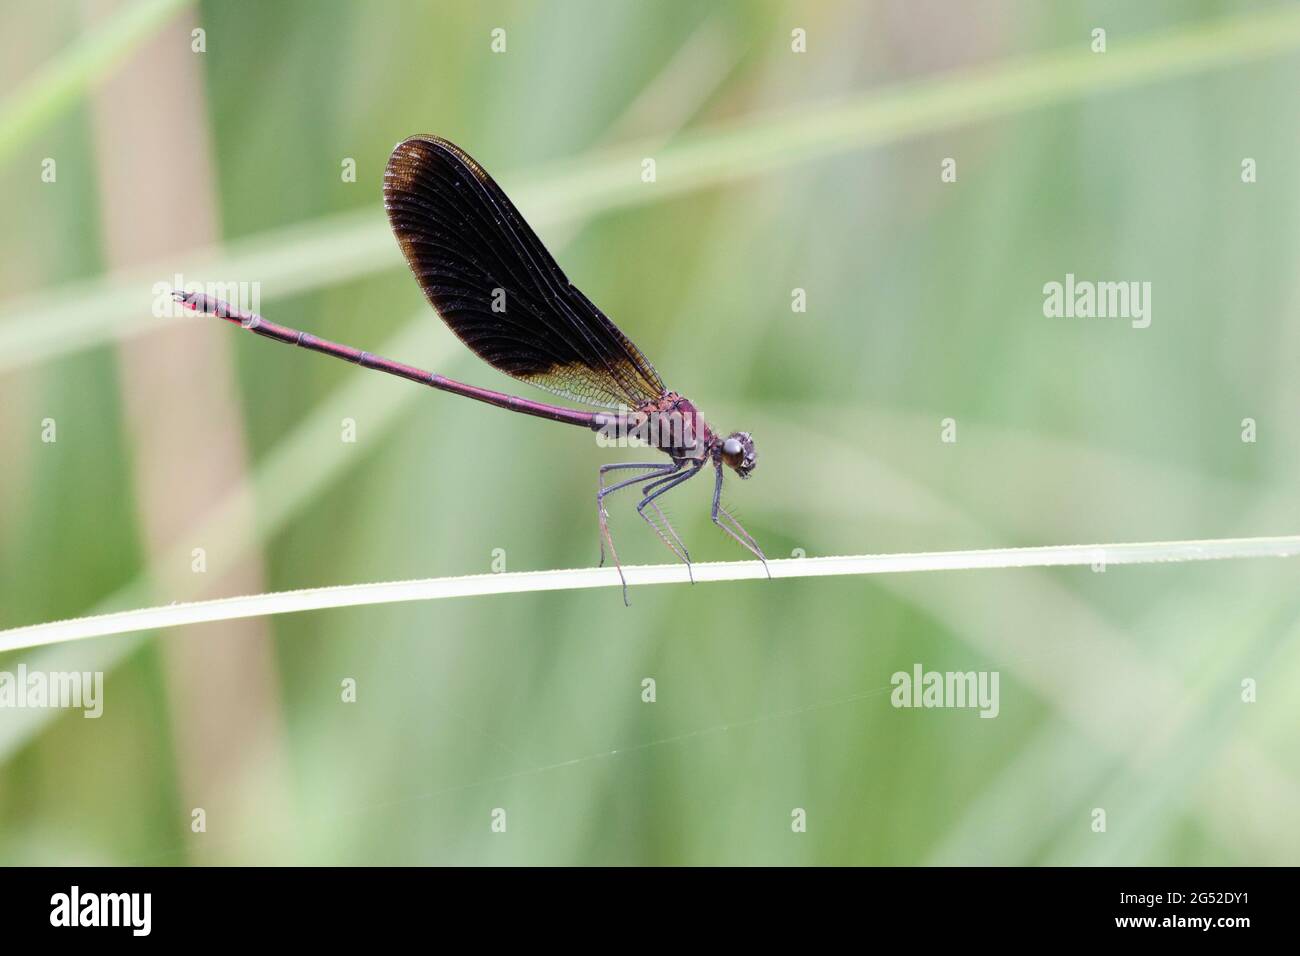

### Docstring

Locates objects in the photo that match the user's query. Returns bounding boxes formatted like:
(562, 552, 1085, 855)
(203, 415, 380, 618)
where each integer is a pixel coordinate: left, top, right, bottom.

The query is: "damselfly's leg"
(597, 462, 678, 604)
(715, 502, 770, 577)
(637, 460, 706, 582)
(642, 500, 691, 579)
(639, 469, 694, 564)
(711, 464, 771, 578)
(598, 462, 675, 564)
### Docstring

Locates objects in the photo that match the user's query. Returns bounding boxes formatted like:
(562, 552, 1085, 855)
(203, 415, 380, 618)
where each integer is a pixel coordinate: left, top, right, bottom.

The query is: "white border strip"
(3, 535, 1298, 652)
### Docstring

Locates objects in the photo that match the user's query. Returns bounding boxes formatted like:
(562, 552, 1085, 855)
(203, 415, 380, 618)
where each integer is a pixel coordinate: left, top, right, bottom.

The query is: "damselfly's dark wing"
(383, 135, 666, 410)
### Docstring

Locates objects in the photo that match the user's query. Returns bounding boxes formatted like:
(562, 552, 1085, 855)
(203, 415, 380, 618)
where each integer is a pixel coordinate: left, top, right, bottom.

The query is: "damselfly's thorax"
(629, 391, 713, 460)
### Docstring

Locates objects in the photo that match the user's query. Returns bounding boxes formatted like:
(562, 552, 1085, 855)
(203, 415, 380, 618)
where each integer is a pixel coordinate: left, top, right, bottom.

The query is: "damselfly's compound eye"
(721, 432, 756, 477)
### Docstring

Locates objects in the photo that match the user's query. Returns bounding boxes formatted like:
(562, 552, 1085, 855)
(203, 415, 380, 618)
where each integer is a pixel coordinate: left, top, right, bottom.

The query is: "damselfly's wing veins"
(384, 135, 666, 410)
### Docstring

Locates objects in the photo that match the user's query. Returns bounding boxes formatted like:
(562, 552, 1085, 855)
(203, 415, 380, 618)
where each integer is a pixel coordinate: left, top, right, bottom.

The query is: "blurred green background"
(1, 0, 1299, 865)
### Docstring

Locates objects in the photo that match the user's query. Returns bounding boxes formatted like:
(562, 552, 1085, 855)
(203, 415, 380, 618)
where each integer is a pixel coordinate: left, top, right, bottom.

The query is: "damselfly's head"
(720, 431, 757, 479)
